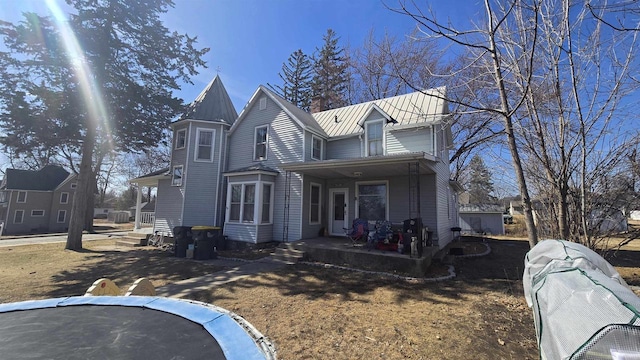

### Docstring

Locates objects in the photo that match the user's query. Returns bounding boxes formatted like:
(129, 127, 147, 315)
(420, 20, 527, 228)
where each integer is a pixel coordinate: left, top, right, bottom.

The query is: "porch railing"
(140, 212, 155, 226)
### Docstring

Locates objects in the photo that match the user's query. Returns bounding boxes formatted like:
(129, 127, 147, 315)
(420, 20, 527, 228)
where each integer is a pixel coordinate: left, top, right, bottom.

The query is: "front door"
(329, 188, 349, 236)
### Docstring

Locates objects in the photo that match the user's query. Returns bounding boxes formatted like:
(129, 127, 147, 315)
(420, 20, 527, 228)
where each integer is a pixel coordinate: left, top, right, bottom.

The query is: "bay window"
(226, 181, 274, 225)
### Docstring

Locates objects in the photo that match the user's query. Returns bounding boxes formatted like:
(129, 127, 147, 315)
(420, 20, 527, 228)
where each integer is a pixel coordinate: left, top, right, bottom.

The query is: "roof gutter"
(281, 152, 437, 171)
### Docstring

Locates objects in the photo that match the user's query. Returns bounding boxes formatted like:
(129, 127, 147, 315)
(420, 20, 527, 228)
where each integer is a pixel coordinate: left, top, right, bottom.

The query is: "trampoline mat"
(0, 305, 226, 359)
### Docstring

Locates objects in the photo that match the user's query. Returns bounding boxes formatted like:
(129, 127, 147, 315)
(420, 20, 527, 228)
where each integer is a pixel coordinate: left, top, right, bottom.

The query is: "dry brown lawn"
(3, 236, 640, 359)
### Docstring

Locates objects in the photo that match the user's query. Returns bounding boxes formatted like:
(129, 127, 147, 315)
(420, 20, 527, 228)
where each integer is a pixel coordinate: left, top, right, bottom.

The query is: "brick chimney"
(310, 96, 325, 113)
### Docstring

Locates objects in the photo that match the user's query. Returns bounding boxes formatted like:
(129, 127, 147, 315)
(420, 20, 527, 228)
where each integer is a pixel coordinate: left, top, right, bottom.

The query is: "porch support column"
(134, 184, 142, 230)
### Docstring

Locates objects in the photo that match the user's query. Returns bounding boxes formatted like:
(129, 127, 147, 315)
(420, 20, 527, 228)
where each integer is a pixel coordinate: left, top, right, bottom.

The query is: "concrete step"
(270, 247, 305, 264)
(116, 234, 148, 247)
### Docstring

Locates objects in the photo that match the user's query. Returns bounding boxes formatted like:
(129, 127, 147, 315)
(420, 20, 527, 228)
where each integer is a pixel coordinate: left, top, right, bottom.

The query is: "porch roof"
(281, 152, 438, 179)
(128, 167, 170, 187)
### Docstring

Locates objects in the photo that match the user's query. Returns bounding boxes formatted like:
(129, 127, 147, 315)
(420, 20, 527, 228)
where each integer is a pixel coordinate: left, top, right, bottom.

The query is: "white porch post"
(134, 185, 142, 230)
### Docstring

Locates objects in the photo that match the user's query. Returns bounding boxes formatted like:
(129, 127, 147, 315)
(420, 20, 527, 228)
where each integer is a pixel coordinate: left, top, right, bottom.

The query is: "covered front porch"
(285, 237, 441, 277)
(282, 152, 446, 246)
(128, 168, 169, 233)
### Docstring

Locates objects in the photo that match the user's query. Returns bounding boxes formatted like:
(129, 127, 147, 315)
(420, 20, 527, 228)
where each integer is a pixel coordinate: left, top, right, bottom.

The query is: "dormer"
(357, 103, 396, 157)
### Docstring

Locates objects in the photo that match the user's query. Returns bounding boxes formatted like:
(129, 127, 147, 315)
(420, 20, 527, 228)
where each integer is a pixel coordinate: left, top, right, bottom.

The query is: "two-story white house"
(131, 75, 460, 249)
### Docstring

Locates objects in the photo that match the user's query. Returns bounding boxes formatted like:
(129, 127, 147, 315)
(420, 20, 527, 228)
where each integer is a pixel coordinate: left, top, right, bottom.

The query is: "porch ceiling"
(281, 152, 438, 179)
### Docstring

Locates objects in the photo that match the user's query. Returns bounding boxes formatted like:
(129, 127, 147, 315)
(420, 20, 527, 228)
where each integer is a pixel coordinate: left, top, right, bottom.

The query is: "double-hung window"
(366, 120, 384, 156)
(57, 210, 66, 223)
(227, 182, 274, 225)
(172, 165, 183, 186)
(14, 210, 24, 224)
(175, 128, 186, 150)
(16, 191, 27, 203)
(254, 125, 268, 161)
(311, 135, 322, 160)
(195, 128, 215, 161)
(60, 192, 69, 204)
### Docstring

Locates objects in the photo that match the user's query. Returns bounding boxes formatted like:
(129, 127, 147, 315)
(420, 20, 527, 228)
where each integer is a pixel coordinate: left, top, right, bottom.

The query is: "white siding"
(154, 178, 184, 236)
(226, 95, 304, 242)
(386, 127, 433, 155)
(224, 223, 257, 243)
(182, 123, 226, 226)
(326, 137, 361, 159)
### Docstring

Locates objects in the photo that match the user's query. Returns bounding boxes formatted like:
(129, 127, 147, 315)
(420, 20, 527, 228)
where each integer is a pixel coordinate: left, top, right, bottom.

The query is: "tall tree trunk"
(66, 127, 95, 250)
(485, 0, 538, 248)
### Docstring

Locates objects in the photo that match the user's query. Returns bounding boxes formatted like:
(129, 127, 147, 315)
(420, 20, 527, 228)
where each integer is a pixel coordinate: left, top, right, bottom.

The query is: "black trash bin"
(173, 226, 192, 258)
(191, 226, 222, 260)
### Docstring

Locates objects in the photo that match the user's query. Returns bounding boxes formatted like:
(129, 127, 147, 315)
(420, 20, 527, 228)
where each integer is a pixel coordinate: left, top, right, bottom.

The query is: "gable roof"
(177, 75, 238, 125)
(230, 86, 328, 137)
(313, 87, 448, 138)
(2, 165, 70, 191)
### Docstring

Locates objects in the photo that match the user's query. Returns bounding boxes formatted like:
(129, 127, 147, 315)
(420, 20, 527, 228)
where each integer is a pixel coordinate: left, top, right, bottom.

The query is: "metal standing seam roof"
(177, 75, 238, 125)
(312, 87, 448, 138)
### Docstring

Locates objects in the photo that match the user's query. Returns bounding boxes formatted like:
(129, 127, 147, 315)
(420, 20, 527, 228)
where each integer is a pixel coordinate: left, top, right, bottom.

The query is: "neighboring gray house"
(0, 165, 77, 235)
(130, 76, 461, 249)
(459, 204, 505, 235)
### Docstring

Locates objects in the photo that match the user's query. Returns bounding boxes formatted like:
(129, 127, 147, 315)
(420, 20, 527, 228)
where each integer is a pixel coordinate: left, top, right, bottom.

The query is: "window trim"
(225, 180, 275, 225)
(194, 128, 215, 162)
(175, 128, 187, 150)
(70, 183, 77, 189)
(355, 180, 389, 221)
(14, 210, 24, 224)
(309, 182, 322, 225)
(60, 192, 69, 204)
(364, 119, 385, 157)
(260, 183, 274, 224)
(31, 209, 45, 217)
(259, 97, 267, 110)
(57, 210, 66, 223)
(171, 165, 183, 187)
(311, 135, 323, 160)
(16, 191, 27, 203)
(253, 125, 269, 161)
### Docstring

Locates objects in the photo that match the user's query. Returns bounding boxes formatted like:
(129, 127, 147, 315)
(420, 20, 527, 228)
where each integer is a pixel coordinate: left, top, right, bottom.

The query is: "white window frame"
(57, 210, 66, 223)
(253, 125, 269, 161)
(60, 192, 69, 204)
(311, 135, 323, 160)
(355, 180, 389, 221)
(309, 182, 321, 225)
(260, 183, 274, 224)
(70, 183, 77, 189)
(14, 210, 24, 224)
(259, 97, 267, 110)
(171, 165, 183, 186)
(194, 128, 215, 162)
(16, 191, 27, 203)
(175, 128, 187, 150)
(225, 181, 274, 225)
(365, 119, 385, 156)
(31, 210, 45, 217)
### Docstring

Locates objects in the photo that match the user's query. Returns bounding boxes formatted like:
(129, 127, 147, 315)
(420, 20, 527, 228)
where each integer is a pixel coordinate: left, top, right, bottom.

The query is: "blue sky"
(159, 0, 482, 109)
(0, 0, 484, 110)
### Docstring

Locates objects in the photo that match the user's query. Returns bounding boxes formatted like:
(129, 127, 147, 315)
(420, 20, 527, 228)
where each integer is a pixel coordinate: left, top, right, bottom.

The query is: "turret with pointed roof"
(178, 75, 238, 125)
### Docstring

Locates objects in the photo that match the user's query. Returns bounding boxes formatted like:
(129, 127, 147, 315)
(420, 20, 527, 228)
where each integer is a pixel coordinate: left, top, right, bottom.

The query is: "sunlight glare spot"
(44, 0, 114, 150)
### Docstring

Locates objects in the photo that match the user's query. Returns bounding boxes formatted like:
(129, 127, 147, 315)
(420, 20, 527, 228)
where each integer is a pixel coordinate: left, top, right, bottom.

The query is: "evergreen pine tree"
(268, 49, 313, 111)
(467, 154, 496, 204)
(311, 29, 349, 111)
